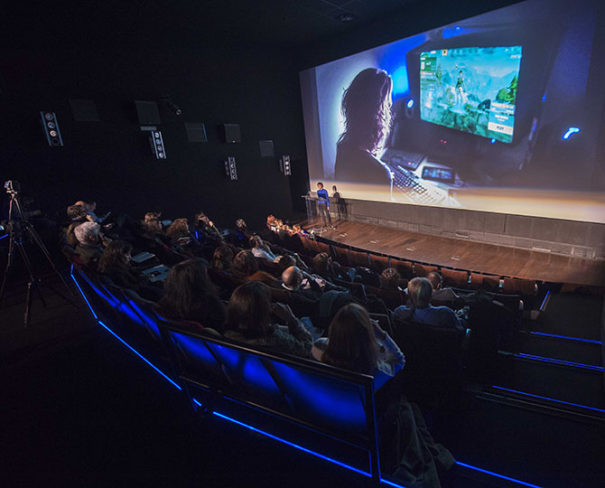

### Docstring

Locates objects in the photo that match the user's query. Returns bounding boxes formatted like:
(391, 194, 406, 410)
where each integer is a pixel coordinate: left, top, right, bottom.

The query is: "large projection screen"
(300, 0, 605, 223)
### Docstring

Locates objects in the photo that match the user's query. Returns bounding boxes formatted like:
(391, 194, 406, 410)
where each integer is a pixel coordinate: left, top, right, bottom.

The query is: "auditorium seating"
(441, 268, 470, 288)
(368, 254, 391, 273)
(412, 263, 439, 278)
(390, 259, 414, 279)
(72, 267, 387, 486)
(391, 318, 468, 401)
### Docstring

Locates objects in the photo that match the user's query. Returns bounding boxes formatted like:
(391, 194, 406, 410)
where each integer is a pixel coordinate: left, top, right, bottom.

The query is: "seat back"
(413, 263, 439, 278)
(391, 259, 414, 279)
(162, 326, 381, 478)
(441, 268, 470, 288)
(392, 319, 465, 388)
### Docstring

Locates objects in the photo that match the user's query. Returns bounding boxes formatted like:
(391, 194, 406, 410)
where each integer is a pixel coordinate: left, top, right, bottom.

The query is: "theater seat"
(391, 259, 414, 279)
(392, 319, 466, 401)
(331, 245, 349, 266)
(368, 254, 390, 273)
(413, 263, 439, 278)
(441, 268, 470, 288)
(502, 277, 537, 296)
(348, 249, 370, 268)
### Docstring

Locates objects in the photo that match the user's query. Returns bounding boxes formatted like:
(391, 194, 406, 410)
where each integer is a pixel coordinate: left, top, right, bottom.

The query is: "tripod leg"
(24, 280, 34, 326)
(0, 230, 17, 304)
(23, 223, 74, 296)
(16, 241, 46, 325)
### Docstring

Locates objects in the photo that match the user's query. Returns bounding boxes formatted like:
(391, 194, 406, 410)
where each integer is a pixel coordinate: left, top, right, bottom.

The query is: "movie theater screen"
(300, 0, 605, 223)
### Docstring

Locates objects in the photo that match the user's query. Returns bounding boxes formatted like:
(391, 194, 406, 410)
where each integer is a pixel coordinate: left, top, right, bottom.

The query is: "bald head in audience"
(281, 266, 303, 291)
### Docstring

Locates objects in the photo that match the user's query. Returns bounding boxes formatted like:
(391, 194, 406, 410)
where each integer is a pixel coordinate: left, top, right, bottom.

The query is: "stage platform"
(304, 219, 605, 288)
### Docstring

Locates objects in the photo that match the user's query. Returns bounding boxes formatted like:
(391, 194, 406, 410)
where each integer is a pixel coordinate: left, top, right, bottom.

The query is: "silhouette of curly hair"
(338, 68, 393, 155)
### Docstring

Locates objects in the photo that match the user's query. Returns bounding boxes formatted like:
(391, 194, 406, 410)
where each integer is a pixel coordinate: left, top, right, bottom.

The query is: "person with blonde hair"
(394, 277, 465, 330)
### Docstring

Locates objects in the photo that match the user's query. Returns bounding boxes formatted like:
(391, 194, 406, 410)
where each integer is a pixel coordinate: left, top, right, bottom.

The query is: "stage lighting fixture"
(150, 130, 167, 159)
(40, 111, 63, 146)
(225, 156, 238, 181)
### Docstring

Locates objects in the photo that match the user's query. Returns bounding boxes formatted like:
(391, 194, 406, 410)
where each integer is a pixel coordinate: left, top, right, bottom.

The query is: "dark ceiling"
(3, 0, 520, 52)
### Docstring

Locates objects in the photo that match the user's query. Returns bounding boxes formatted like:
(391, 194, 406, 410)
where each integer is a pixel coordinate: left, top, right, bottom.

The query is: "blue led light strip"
(491, 385, 605, 414)
(514, 352, 604, 372)
(69, 267, 543, 488)
(211, 410, 374, 479)
(0, 233, 8, 240)
(96, 320, 182, 391)
(70, 267, 98, 320)
(529, 331, 602, 345)
(456, 462, 544, 488)
(70, 267, 181, 391)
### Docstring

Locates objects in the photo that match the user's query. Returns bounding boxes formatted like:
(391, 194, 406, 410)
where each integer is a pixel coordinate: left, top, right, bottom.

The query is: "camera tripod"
(0, 184, 75, 326)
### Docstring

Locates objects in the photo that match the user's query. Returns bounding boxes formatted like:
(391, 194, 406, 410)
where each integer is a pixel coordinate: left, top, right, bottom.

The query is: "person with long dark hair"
(156, 259, 226, 333)
(314, 302, 454, 487)
(224, 281, 312, 357)
(312, 303, 404, 388)
(334, 68, 394, 195)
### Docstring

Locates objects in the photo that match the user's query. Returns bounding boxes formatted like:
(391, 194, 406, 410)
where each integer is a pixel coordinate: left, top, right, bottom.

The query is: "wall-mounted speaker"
(223, 123, 241, 143)
(135, 100, 161, 125)
(40, 111, 63, 147)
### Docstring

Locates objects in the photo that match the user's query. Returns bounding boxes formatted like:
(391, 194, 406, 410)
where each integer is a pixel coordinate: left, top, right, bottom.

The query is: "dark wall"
(296, 0, 522, 70)
(0, 44, 308, 229)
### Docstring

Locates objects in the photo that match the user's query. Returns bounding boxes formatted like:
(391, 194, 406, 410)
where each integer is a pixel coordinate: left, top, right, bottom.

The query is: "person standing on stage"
(316, 182, 332, 229)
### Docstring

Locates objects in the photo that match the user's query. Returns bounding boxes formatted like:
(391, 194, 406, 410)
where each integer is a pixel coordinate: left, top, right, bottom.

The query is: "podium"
(302, 193, 318, 223)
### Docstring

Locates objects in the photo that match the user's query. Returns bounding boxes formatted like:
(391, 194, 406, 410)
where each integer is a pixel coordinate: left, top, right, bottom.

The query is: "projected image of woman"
(334, 68, 394, 197)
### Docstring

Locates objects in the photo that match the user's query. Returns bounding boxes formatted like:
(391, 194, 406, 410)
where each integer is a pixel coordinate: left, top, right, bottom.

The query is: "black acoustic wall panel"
(69, 99, 100, 122)
(223, 123, 241, 143)
(135, 100, 161, 125)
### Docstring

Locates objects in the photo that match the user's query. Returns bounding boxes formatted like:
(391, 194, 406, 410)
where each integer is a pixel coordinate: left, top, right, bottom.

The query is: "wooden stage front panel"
(306, 220, 605, 287)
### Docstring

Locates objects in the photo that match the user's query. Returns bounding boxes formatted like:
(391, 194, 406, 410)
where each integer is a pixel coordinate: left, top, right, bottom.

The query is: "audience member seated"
(65, 205, 89, 247)
(231, 250, 279, 286)
(166, 218, 191, 242)
(311, 303, 404, 389)
(311, 252, 348, 282)
(73, 221, 104, 267)
(427, 271, 459, 304)
(97, 240, 162, 301)
(74, 200, 105, 223)
(230, 218, 252, 246)
(224, 281, 312, 357)
(380, 268, 404, 292)
(211, 244, 234, 271)
(281, 266, 324, 299)
(393, 278, 465, 331)
(166, 218, 205, 257)
(275, 255, 296, 274)
(156, 259, 226, 333)
(313, 303, 454, 486)
(194, 212, 223, 241)
(250, 235, 278, 262)
(141, 212, 164, 236)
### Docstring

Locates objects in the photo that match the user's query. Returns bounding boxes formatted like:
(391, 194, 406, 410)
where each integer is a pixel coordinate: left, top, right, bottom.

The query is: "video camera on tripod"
(0, 179, 74, 325)
(4, 179, 20, 195)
